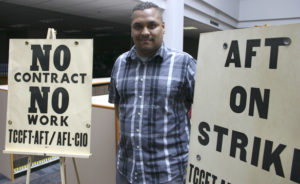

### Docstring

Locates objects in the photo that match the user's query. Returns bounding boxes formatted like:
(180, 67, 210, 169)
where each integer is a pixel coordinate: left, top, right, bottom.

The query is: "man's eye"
(148, 24, 157, 29)
(133, 24, 143, 30)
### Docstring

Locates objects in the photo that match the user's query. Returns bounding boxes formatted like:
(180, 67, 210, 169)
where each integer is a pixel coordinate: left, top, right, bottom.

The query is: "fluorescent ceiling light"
(39, 18, 63, 23)
(63, 29, 81, 33)
(9, 24, 29, 28)
(184, 26, 197, 30)
(93, 26, 114, 31)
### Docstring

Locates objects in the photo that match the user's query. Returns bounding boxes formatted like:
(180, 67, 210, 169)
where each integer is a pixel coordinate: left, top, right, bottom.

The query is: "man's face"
(131, 8, 165, 57)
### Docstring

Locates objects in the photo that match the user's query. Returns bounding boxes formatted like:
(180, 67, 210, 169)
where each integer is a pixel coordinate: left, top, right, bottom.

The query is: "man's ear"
(162, 22, 165, 34)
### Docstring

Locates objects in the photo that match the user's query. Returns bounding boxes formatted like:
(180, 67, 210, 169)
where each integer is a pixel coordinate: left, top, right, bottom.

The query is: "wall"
(184, 0, 300, 31)
(238, 0, 300, 27)
(184, 0, 238, 31)
(202, 0, 239, 19)
(0, 90, 12, 180)
(66, 105, 116, 184)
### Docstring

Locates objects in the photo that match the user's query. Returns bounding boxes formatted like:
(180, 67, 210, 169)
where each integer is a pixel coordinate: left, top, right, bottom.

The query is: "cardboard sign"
(4, 39, 93, 158)
(186, 23, 300, 184)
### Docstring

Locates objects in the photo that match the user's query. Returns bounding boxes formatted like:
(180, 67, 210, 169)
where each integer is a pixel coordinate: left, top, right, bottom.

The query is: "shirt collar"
(126, 43, 165, 62)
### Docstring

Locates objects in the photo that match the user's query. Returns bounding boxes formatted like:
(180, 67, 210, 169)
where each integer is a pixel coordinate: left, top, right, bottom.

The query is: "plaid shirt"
(109, 44, 196, 184)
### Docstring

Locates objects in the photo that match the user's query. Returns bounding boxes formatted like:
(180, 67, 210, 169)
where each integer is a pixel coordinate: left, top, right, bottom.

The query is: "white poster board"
(186, 23, 300, 184)
(4, 39, 93, 158)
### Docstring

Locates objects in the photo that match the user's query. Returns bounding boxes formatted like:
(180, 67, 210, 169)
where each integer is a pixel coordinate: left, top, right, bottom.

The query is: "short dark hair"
(131, 2, 163, 20)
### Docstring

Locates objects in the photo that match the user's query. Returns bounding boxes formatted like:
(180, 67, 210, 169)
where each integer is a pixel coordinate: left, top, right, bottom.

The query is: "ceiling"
(1, 0, 138, 24)
(0, 0, 215, 38)
(0, 0, 135, 38)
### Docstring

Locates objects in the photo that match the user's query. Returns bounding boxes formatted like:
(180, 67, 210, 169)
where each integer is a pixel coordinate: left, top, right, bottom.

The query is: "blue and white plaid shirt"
(109, 44, 196, 184)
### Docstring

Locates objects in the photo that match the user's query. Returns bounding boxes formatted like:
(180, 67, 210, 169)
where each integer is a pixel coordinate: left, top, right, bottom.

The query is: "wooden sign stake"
(25, 156, 32, 184)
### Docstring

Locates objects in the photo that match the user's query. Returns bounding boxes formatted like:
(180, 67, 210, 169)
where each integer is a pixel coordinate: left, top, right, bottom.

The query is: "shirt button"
(136, 129, 140, 132)
(135, 172, 138, 175)
(139, 95, 142, 99)
(140, 78, 144, 81)
(135, 176, 137, 180)
(138, 112, 141, 116)
(136, 145, 140, 149)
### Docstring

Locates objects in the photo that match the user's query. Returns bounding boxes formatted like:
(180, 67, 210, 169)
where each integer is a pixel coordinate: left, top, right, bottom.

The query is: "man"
(109, 2, 196, 184)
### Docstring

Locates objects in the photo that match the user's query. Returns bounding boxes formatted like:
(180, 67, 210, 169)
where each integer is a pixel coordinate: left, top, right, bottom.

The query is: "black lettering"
(245, 39, 261, 68)
(79, 73, 87, 83)
(61, 73, 70, 83)
(265, 37, 289, 69)
(82, 133, 88, 146)
(225, 40, 241, 67)
(22, 130, 28, 144)
(49, 132, 55, 145)
(53, 45, 70, 71)
(32, 73, 41, 83)
(205, 171, 211, 184)
(60, 116, 69, 127)
(71, 74, 78, 83)
(40, 115, 49, 125)
(262, 140, 286, 177)
(249, 88, 270, 119)
(13, 130, 18, 143)
(193, 167, 199, 184)
(62, 132, 67, 146)
(28, 114, 38, 125)
(188, 164, 194, 183)
(198, 122, 210, 146)
(18, 130, 22, 143)
(199, 169, 205, 184)
(23, 73, 31, 82)
(43, 73, 50, 83)
(290, 148, 300, 183)
(57, 132, 62, 145)
(14, 72, 21, 82)
(75, 133, 80, 146)
(230, 130, 248, 162)
(39, 131, 44, 144)
(34, 131, 39, 144)
(30, 45, 52, 71)
(9, 129, 13, 143)
(67, 132, 72, 146)
(28, 86, 50, 113)
(251, 137, 261, 167)
(52, 87, 69, 114)
(230, 86, 247, 113)
(51, 116, 58, 126)
(214, 125, 228, 152)
(28, 130, 32, 144)
(44, 131, 49, 144)
(51, 73, 58, 83)
(212, 175, 217, 184)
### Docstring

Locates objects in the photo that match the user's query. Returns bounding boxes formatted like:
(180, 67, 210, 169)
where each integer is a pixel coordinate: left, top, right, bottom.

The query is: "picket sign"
(25, 28, 81, 184)
(186, 23, 300, 184)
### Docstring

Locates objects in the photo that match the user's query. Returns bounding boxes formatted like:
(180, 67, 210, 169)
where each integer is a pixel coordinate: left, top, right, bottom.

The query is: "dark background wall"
(0, 29, 198, 77)
(0, 2, 199, 85)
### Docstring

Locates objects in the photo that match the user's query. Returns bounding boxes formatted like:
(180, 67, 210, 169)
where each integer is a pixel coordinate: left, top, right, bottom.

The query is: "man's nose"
(141, 27, 150, 35)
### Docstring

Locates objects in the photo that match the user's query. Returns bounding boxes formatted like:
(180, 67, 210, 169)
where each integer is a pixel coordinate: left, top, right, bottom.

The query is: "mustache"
(139, 35, 154, 41)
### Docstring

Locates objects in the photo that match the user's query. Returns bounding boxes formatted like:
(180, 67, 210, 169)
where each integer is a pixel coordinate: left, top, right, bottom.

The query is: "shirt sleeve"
(184, 56, 197, 109)
(108, 60, 120, 104)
